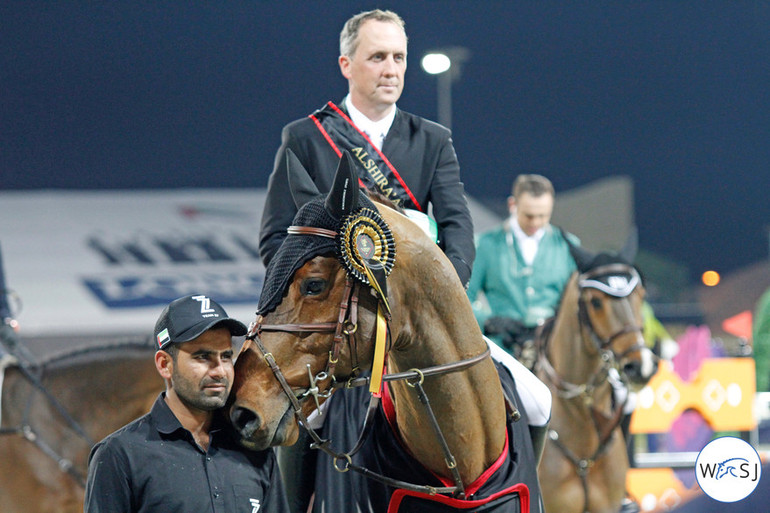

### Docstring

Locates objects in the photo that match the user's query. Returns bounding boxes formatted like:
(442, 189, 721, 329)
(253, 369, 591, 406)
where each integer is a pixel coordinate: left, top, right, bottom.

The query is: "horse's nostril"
(230, 406, 260, 434)
(623, 361, 640, 378)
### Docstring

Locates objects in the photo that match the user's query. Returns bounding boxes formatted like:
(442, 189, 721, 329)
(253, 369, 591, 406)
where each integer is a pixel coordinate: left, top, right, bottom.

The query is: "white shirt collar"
(509, 217, 546, 266)
(345, 95, 396, 151)
(510, 217, 547, 242)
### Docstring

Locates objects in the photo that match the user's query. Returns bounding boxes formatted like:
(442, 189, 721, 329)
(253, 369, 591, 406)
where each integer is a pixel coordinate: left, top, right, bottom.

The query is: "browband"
(287, 226, 338, 239)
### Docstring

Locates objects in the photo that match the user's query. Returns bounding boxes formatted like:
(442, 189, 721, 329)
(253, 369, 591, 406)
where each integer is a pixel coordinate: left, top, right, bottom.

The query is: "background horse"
(229, 152, 541, 512)
(535, 246, 656, 513)
(0, 333, 163, 513)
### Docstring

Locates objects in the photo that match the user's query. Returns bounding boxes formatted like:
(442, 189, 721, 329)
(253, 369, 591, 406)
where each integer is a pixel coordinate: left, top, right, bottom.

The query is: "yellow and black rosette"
(338, 207, 396, 285)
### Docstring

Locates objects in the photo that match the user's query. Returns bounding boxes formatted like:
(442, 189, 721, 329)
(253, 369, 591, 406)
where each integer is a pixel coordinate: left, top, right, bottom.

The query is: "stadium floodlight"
(420, 47, 470, 130)
(421, 53, 451, 75)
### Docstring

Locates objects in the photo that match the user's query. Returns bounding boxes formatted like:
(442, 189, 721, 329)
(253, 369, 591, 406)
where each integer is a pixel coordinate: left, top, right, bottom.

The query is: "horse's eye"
(590, 297, 603, 310)
(300, 278, 328, 296)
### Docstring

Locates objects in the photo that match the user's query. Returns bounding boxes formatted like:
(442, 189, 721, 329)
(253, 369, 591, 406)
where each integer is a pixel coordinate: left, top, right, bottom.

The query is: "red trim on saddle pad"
(381, 382, 525, 510)
(387, 483, 530, 513)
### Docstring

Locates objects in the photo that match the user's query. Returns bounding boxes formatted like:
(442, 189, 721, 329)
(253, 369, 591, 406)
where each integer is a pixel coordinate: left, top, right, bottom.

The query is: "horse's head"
(568, 239, 657, 388)
(229, 151, 390, 450)
(229, 254, 370, 450)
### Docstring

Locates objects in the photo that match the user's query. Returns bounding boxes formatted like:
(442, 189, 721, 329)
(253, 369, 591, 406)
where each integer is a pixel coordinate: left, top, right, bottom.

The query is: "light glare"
(421, 53, 451, 74)
(702, 270, 720, 287)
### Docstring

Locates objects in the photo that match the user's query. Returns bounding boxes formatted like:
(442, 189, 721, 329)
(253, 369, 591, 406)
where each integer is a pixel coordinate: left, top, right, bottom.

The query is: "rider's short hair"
(340, 9, 407, 58)
(512, 174, 555, 199)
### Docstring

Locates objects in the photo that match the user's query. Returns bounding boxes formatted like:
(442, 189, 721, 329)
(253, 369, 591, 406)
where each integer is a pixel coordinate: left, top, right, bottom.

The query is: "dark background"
(3, 2, 769, 284)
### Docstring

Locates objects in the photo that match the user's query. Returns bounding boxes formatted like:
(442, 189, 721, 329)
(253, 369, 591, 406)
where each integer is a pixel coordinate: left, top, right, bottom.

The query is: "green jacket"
(467, 223, 578, 329)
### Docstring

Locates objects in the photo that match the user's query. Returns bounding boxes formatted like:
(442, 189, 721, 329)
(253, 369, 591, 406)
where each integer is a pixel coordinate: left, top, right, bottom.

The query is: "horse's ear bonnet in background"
(563, 227, 642, 299)
(257, 150, 395, 315)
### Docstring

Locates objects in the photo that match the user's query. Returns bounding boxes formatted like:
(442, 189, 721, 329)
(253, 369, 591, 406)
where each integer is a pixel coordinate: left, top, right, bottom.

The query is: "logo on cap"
(156, 328, 170, 349)
(192, 295, 217, 317)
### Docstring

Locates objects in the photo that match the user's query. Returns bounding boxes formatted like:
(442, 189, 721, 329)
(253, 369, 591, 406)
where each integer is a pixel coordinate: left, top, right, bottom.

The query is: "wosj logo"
(695, 436, 762, 502)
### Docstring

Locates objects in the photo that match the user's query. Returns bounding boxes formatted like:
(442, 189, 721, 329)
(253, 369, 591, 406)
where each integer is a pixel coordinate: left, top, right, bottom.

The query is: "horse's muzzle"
(622, 348, 658, 387)
(230, 405, 270, 449)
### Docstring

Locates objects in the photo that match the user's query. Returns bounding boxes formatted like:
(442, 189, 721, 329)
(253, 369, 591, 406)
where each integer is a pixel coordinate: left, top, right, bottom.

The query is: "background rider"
(467, 173, 578, 365)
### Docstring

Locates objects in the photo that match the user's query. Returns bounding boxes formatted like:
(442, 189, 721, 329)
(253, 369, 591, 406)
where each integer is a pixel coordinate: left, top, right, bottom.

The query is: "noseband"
(539, 263, 645, 398)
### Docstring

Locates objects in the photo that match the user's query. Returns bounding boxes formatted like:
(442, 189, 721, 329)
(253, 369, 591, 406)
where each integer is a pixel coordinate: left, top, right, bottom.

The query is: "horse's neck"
(377, 218, 506, 483)
(28, 352, 161, 460)
(0, 352, 160, 513)
(56, 353, 161, 440)
(550, 314, 596, 380)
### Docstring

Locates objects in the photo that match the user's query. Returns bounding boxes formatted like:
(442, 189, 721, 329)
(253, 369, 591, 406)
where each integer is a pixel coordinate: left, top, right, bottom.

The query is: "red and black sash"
(309, 101, 423, 212)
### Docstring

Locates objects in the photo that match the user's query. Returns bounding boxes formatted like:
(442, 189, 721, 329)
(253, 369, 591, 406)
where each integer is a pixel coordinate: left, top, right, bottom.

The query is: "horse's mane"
(31, 337, 155, 370)
(366, 190, 405, 213)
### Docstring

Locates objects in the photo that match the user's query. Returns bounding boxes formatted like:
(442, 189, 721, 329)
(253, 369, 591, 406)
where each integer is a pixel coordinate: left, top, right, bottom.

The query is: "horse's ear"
(325, 150, 359, 219)
(286, 148, 322, 209)
(559, 227, 595, 272)
(618, 226, 638, 264)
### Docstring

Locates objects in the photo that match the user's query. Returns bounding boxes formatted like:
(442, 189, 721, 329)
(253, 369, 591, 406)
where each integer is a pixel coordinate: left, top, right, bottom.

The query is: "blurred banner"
(1, 189, 501, 337)
(1, 189, 266, 336)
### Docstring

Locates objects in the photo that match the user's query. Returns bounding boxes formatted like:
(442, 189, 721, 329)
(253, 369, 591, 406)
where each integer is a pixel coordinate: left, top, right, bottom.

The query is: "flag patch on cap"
(157, 328, 170, 348)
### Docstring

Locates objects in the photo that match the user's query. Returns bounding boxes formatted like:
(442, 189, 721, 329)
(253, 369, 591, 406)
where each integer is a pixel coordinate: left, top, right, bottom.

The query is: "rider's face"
(339, 19, 407, 120)
(509, 192, 554, 237)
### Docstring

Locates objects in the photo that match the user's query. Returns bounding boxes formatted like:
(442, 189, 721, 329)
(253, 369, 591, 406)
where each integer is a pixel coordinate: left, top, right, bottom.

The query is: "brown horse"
(0, 334, 163, 513)
(229, 152, 542, 512)
(535, 246, 656, 513)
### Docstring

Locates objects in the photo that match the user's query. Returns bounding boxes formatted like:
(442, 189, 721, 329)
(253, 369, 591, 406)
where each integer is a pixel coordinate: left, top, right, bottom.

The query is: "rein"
(248, 263, 492, 498)
(536, 263, 643, 513)
(245, 326, 490, 498)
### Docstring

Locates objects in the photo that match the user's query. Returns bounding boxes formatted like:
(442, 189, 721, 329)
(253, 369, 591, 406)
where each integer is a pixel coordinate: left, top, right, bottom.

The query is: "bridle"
(536, 263, 647, 513)
(576, 264, 646, 361)
(538, 263, 646, 399)
(241, 225, 494, 498)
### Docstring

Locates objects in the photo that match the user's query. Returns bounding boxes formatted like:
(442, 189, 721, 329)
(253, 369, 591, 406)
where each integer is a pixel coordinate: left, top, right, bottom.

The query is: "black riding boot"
(528, 423, 549, 466)
(277, 428, 317, 513)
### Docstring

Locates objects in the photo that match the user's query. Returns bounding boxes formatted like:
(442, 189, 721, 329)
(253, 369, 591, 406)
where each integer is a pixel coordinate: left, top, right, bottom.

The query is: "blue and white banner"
(1, 188, 504, 337)
(1, 189, 267, 336)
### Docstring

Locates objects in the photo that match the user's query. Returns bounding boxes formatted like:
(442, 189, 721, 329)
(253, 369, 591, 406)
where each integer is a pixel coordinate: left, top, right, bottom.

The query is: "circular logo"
(338, 208, 395, 286)
(695, 436, 761, 502)
(355, 233, 376, 260)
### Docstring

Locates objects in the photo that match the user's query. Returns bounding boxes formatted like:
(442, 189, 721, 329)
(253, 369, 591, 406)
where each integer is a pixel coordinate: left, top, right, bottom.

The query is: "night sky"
(3, 2, 769, 282)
